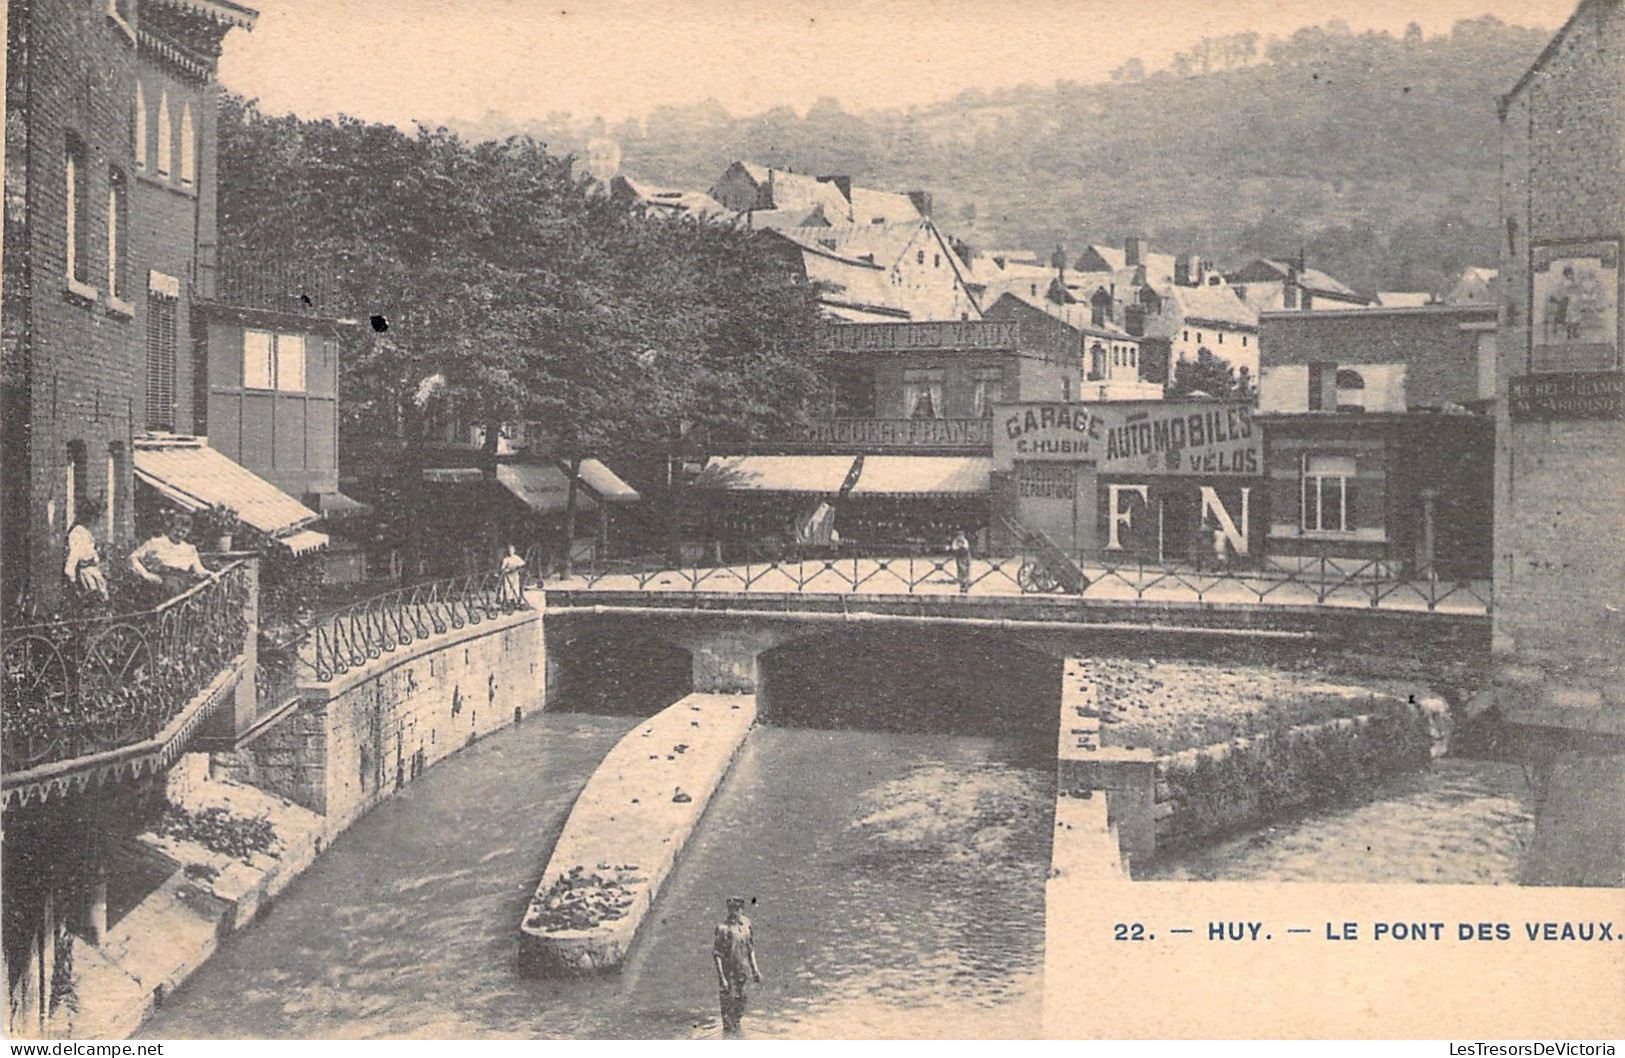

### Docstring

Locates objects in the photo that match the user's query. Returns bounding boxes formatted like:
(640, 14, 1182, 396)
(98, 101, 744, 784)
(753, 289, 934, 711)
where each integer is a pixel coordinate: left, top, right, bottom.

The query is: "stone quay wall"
(217, 595, 546, 839)
(519, 693, 757, 976)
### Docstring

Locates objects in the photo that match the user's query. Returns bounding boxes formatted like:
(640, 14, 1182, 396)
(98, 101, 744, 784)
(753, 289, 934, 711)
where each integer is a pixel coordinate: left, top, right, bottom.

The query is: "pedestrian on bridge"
(950, 529, 972, 594)
(713, 896, 762, 1034)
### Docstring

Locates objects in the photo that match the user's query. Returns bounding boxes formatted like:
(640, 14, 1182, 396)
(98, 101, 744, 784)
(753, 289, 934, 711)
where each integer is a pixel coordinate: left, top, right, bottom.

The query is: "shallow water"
(139, 714, 1054, 1039)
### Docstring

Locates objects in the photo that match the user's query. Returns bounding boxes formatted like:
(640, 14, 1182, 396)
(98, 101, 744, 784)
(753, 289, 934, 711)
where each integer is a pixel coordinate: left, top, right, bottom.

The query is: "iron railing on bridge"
(260, 567, 532, 692)
(542, 542, 1492, 615)
(2, 562, 252, 774)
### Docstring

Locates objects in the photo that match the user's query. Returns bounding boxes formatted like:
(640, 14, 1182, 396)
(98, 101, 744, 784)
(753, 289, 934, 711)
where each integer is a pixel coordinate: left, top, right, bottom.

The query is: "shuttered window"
(146, 292, 178, 430)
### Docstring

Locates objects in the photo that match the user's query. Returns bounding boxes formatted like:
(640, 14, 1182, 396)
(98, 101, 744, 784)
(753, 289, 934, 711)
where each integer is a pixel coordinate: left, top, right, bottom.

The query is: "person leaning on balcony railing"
(64, 497, 110, 603)
(130, 511, 215, 603)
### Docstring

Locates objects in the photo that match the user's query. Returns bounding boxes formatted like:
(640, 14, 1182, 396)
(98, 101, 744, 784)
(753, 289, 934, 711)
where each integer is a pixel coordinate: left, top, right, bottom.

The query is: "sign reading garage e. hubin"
(993, 401, 1261, 476)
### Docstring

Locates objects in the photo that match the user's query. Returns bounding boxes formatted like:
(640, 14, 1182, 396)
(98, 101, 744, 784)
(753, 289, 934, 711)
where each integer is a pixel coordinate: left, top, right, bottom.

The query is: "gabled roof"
(990, 291, 1137, 341)
(763, 218, 976, 322)
(1501, 0, 1618, 113)
(1077, 245, 1177, 285)
(612, 175, 731, 221)
(726, 162, 922, 226)
(1159, 283, 1259, 329)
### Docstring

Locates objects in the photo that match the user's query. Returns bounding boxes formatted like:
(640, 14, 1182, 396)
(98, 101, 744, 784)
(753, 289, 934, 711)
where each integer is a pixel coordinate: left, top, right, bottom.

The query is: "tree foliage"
(215, 96, 828, 468)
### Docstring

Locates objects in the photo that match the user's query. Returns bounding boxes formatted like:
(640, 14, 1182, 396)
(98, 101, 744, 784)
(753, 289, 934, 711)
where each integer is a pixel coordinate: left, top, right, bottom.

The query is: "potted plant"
(191, 503, 242, 552)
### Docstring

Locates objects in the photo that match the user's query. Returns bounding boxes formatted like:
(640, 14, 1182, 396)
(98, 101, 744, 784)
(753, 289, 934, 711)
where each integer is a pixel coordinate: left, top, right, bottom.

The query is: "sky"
(216, 0, 1578, 129)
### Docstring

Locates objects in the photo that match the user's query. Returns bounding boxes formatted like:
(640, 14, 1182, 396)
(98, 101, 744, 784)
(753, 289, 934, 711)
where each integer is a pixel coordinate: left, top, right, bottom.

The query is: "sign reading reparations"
(788, 418, 994, 448)
(993, 401, 1261, 476)
(1508, 371, 1625, 421)
(819, 320, 1020, 352)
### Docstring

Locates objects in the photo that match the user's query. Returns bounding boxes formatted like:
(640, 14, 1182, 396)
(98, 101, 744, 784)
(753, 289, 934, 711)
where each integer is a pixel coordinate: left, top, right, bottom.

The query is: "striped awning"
(848, 456, 992, 497)
(280, 529, 331, 555)
(692, 455, 860, 494)
(134, 438, 321, 539)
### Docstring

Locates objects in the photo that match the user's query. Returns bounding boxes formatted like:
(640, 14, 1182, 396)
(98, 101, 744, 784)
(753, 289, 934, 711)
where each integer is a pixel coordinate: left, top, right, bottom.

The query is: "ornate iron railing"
(2, 563, 252, 774)
(548, 543, 1492, 615)
(284, 568, 531, 684)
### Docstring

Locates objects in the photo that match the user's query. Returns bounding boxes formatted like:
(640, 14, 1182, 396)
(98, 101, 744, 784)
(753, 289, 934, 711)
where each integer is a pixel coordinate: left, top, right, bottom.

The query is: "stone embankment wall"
(219, 601, 546, 836)
(519, 693, 757, 976)
(1057, 658, 1446, 868)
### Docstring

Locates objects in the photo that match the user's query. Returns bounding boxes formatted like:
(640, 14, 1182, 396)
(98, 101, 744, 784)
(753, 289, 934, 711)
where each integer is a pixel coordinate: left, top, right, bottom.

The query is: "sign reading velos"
(992, 400, 1261, 476)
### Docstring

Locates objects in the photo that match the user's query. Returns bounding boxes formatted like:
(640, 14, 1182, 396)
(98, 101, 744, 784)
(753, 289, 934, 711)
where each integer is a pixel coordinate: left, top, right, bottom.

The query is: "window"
(1062, 376, 1072, 401)
(1302, 454, 1357, 532)
(107, 168, 128, 300)
(275, 333, 306, 392)
(156, 90, 171, 177)
(902, 369, 944, 419)
(66, 441, 87, 529)
(244, 330, 308, 392)
(1307, 362, 1338, 411)
(1218, 332, 1224, 344)
(1242, 336, 1248, 347)
(179, 102, 196, 186)
(65, 135, 89, 284)
(133, 82, 147, 169)
(1088, 342, 1106, 381)
(970, 368, 1004, 417)
(1196, 332, 1204, 344)
(1334, 368, 1365, 390)
(146, 289, 178, 430)
(933, 253, 941, 268)
(1182, 330, 1189, 342)
(243, 329, 274, 389)
(916, 250, 925, 265)
(106, 443, 124, 536)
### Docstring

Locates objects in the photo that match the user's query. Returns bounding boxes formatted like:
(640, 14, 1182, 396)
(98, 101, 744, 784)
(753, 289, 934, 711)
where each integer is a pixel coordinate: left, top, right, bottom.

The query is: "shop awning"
(572, 459, 640, 504)
(279, 528, 332, 555)
(496, 464, 597, 515)
(312, 490, 370, 519)
(692, 455, 859, 494)
(134, 438, 321, 539)
(849, 456, 992, 497)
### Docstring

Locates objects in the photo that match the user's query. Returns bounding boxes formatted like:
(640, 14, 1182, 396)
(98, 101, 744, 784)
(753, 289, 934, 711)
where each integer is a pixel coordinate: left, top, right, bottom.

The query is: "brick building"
(2, 0, 259, 608)
(1493, 0, 1625, 732)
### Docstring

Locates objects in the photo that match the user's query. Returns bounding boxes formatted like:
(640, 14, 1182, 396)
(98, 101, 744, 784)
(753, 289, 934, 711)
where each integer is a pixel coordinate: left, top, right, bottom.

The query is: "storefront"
(992, 400, 1263, 561)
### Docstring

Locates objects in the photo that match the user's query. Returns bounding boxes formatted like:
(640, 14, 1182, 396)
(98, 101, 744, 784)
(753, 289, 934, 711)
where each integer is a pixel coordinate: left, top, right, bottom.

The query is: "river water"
(139, 713, 1054, 1039)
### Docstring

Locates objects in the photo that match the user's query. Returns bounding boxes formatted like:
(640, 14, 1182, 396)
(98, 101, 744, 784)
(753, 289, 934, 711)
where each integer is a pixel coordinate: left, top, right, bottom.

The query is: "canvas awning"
(312, 490, 370, 519)
(134, 439, 323, 545)
(279, 529, 332, 555)
(572, 459, 640, 504)
(848, 456, 992, 497)
(496, 464, 597, 515)
(692, 455, 860, 494)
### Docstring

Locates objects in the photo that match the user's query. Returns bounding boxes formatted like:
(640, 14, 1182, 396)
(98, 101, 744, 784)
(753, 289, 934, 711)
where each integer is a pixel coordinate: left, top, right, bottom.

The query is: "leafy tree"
(1168, 348, 1242, 399)
(216, 97, 827, 574)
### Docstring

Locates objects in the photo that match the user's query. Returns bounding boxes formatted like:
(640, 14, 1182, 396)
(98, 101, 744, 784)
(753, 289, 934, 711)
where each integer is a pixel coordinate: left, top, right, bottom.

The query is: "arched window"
(1335, 368, 1365, 390)
(133, 81, 147, 169)
(156, 90, 171, 177)
(1088, 342, 1107, 381)
(179, 102, 196, 185)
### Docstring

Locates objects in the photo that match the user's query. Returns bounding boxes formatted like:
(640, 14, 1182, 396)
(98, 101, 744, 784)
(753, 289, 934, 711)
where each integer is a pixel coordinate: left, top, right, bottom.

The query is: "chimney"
(1284, 265, 1300, 310)
(1125, 235, 1146, 268)
(820, 175, 854, 203)
(907, 190, 933, 217)
(1174, 253, 1193, 287)
(764, 168, 777, 210)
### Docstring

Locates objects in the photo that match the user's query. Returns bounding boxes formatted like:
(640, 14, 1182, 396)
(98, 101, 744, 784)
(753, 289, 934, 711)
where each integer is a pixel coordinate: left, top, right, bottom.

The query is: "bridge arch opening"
(546, 628, 693, 716)
(759, 627, 1062, 752)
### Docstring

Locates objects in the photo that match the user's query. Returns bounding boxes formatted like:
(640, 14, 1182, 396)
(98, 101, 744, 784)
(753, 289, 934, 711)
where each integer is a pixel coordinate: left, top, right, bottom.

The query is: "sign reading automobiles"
(992, 400, 1261, 475)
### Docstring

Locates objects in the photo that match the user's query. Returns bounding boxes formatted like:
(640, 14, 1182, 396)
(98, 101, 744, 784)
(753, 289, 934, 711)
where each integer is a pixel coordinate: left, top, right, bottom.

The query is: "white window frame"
(244, 330, 308, 393)
(1301, 454, 1356, 533)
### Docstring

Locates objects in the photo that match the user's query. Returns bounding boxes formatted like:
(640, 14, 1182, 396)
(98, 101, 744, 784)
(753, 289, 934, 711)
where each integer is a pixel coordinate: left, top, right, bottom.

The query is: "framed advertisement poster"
(1530, 237, 1622, 372)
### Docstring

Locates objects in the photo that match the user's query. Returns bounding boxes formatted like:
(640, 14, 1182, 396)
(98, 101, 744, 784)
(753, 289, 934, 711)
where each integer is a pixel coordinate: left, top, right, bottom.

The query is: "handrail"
(269, 566, 533, 685)
(2, 562, 253, 773)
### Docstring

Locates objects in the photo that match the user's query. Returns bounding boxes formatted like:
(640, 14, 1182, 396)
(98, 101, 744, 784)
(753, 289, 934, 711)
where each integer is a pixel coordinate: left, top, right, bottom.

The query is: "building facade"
(1494, 0, 1625, 730)
(2, 0, 261, 610)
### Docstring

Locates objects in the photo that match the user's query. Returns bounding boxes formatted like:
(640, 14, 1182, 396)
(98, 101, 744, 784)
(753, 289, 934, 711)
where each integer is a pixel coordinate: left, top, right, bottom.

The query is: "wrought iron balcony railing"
(2, 562, 252, 775)
(204, 257, 350, 319)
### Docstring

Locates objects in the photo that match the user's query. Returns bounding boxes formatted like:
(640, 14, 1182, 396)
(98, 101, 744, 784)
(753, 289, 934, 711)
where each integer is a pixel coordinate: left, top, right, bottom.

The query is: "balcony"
(1, 562, 256, 807)
(200, 256, 350, 320)
(774, 418, 995, 452)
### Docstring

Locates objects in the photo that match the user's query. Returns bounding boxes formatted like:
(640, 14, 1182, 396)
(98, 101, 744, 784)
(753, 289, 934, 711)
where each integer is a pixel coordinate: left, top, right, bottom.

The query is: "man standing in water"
(713, 897, 761, 1033)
